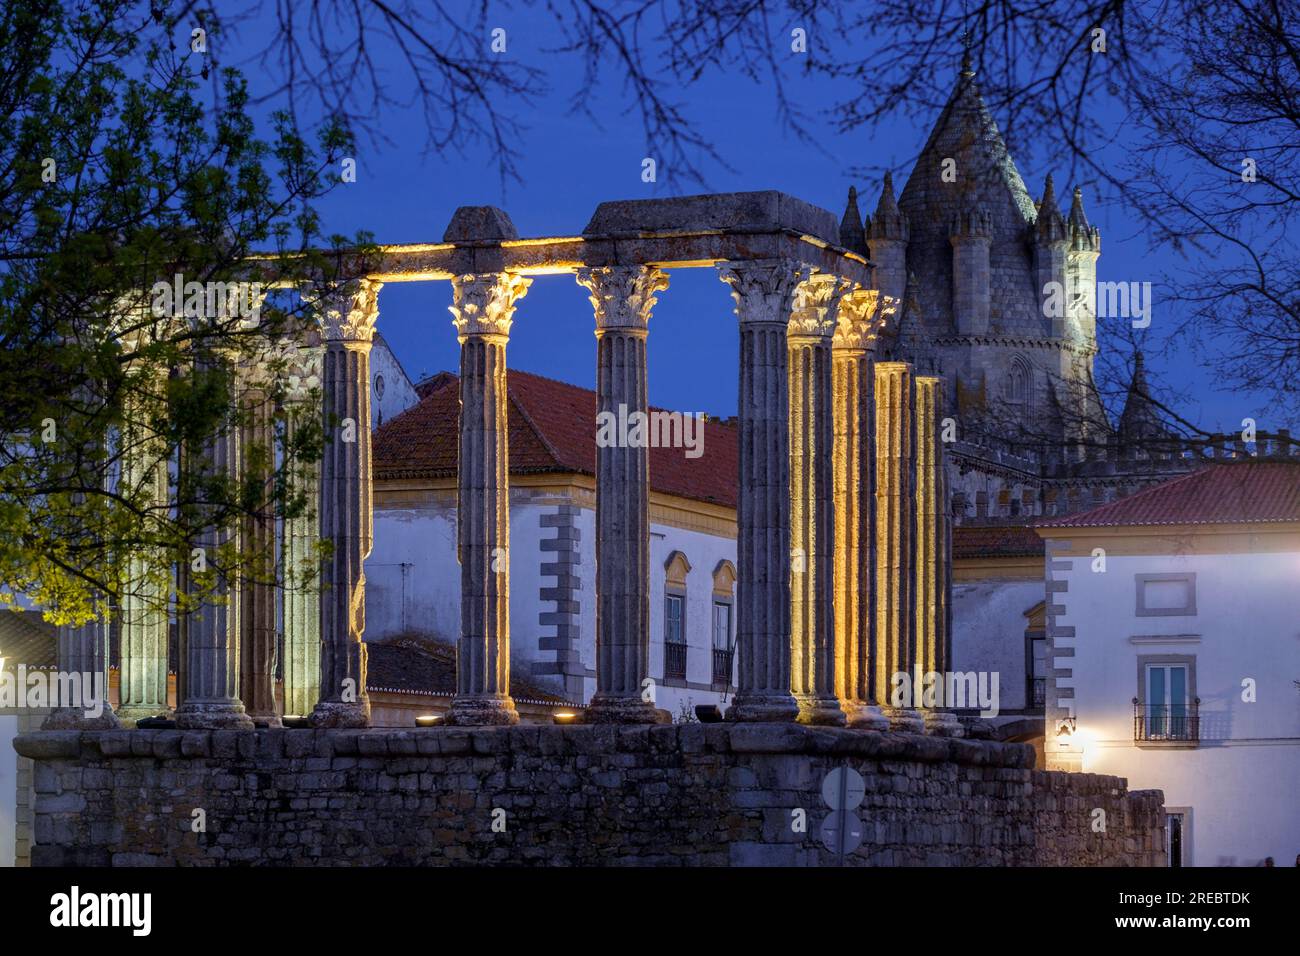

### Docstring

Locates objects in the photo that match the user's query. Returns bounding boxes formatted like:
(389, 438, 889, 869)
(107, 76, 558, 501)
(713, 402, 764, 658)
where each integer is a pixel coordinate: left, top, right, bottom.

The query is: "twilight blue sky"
(216, 3, 1285, 433)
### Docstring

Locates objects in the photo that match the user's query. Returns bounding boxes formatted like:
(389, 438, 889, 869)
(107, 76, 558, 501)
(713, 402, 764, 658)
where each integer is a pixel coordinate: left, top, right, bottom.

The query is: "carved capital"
(788, 273, 848, 341)
(833, 288, 897, 351)
(305, 278, 383, 344)
(277, 340, 324, 400)
(717, 259, 812, 327)
(576, 266, 669, 334)
(449, 272, 532, 342)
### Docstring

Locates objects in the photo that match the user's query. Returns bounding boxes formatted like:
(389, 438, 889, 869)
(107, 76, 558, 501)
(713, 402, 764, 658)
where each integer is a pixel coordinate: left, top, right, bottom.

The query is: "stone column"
(237, 348, 281, 727)
(43, 619, 118, 729)
(447, 272, 532, 726)
(874, 361, 923, 732)
(116, 386, 172, 725)
(717, 259, 809, 722)
(787, 273, 845, 726)
(576, 266, 669, 723)
(915, 375, 963, 736)
(831, 289, 891, 731)
(280, 339, 323, 718)
(307, 278, 383, 728)
(176, 373, 254, 730)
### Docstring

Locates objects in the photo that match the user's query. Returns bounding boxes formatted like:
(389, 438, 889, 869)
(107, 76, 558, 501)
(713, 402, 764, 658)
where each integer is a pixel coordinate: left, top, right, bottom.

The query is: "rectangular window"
(711, 602, 733, 685)
(665, 594, 684, 645)
(664, 593, 686, 681)
(1135, 572, 1197, 617)
(1146, 663, 1189, 739)
(711, 602, 731, 650)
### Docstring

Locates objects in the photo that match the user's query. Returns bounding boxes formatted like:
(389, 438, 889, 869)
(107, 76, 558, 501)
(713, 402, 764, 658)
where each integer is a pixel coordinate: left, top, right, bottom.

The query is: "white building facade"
(1040, 461, 1300, 866)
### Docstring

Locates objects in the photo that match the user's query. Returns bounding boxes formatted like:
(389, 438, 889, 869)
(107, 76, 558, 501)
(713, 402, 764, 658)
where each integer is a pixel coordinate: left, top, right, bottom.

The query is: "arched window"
(1006, 355, 1032, 407)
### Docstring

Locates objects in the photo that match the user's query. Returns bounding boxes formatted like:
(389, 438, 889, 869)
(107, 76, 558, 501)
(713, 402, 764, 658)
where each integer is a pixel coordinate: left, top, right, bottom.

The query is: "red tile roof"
(954, 523, 1045, 559)
(373, 368, 740, 509)
(1037, 461, 1300, 529)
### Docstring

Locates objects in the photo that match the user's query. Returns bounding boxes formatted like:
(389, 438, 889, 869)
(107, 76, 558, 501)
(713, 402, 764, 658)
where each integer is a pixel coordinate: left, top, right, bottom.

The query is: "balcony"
(711, 648, 734, 685)
(664, 641, 687, 682)
(1133, 698, 1200, 744)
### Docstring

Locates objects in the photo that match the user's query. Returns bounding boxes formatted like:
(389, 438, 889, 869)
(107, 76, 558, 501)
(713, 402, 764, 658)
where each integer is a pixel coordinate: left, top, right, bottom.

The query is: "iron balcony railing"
(1133, 698, 1200, 742)
(1031, 678, 1046, 708)
(712, 648, 734, 685)
(664, 641, 687, 681)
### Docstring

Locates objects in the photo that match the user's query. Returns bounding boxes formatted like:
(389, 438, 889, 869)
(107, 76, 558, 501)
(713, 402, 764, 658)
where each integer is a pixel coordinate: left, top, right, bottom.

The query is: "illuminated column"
(280, 339, 323, 718)
(237, 341, 281, 727)
(787, 273, 845, 726)
(576, 265, 668, 723)
(874, 361, 923, 732)
(448, 272, 532, 726)
(717, 259, 808, 722)
(116, 384, 172, 725)
(915, 375, 963, 736)
(308, 278, 383, 729)
(832, 289, 891, 730)
(176, 361, 254, 730)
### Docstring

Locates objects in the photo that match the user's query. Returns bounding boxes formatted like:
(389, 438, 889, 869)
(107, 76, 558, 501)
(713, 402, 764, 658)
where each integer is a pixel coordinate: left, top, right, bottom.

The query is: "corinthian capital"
(576, 266, 669, 334)
(305, 278, 384, 344)
(277, 339, 324, 401)
(788, 273, 849, 340)
(717, 258, 812, 327)
(449, 272, 532, 342)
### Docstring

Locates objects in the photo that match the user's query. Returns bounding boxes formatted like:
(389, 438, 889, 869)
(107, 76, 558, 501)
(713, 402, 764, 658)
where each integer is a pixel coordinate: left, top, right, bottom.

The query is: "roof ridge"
(506, 383, 567, 469)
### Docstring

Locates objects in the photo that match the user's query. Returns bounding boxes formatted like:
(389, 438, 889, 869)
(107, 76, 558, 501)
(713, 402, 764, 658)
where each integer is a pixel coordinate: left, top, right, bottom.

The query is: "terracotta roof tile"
(953, 523, 1045, 559)
(374, 369, 740, 508)
(1037, 461, 1300, 529)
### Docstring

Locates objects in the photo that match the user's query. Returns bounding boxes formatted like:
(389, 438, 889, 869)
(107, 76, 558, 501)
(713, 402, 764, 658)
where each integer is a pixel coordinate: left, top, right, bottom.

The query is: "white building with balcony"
(1037, 460, 1300, 866)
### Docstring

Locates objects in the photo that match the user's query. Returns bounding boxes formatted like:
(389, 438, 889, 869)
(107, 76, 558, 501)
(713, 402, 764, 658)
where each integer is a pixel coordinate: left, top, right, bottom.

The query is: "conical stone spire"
(869, 171, 908, 241)
(839, 186, 868, 255)
(1035, 174, 1068, 243)
(1119, 352, 1166, 447)
(1068, 186, 1101, 252)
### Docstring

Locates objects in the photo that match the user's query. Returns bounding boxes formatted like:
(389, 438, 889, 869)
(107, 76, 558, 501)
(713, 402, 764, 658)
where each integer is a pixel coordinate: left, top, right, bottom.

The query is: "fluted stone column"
(176, 379, 254, 730)
(116, 387, 172, 725)
(831, 289, 890, 731)
(238, 350, 281, 727)
(280, 339, 323, 717)
(308, 279, 383, 728)
(915, 375, 963, 736)
(717, 259, 809, 722)
(576, 266, 668, 723)
(874, 361, 923, 732)
(787, 273, 845, 726)
(43, 619, 118, 729)
(447, 272, 532, 726)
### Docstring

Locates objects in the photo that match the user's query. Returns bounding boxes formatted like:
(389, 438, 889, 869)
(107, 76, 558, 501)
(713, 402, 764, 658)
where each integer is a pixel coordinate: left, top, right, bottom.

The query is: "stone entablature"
(16, 725, 1166, 867)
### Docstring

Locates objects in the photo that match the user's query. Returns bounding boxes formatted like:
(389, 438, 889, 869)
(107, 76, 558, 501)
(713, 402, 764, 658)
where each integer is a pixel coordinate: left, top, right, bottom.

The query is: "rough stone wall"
(16, 724, 1165, 867)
